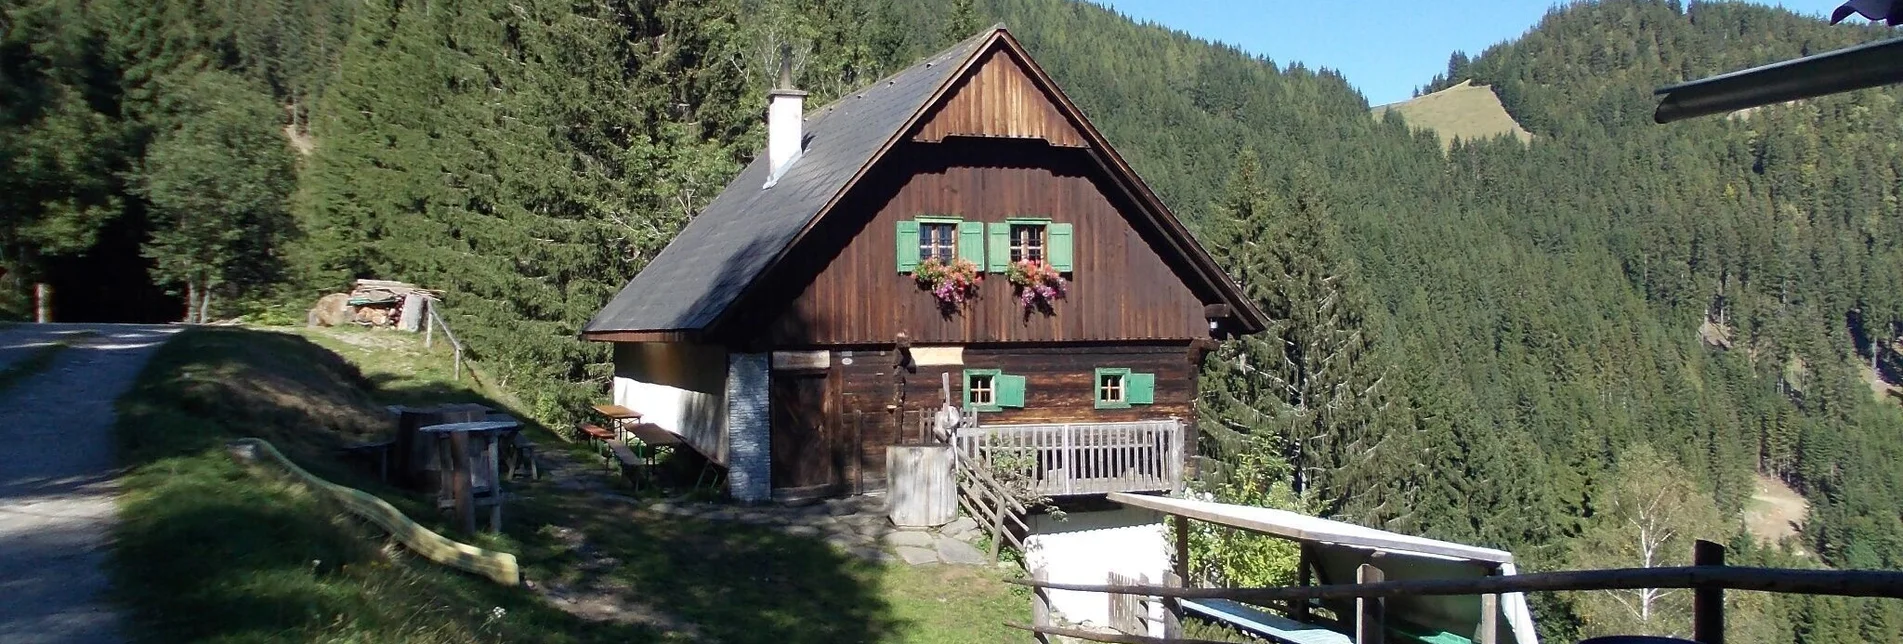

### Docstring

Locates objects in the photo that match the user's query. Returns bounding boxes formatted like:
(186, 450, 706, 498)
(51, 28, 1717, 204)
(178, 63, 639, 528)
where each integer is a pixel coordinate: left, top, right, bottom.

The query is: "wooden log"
(1005, 566, 1903, 602)
(887, 445, 956, 527)
(1695, 539, 1726, 644)
(225, 438, 519, 585)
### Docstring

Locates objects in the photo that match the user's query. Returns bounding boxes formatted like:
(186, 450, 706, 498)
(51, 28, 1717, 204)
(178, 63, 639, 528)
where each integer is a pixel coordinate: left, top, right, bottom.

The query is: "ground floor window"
(1095, 368, 1155, 409)
(964, 369, 1025, 411)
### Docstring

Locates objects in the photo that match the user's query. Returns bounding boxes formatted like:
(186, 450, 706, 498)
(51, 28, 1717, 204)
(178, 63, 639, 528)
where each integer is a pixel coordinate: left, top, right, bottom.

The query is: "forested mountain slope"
(5, 0, 1903, 639)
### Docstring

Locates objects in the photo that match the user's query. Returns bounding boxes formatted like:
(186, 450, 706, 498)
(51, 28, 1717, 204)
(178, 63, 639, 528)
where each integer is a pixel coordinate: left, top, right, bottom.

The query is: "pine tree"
(134, 71, 294, 322)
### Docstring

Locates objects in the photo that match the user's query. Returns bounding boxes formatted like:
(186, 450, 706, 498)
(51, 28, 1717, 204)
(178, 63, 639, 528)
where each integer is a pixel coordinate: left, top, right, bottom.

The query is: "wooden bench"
(603, 439, 646, 489)
(577, 423, 615, 467)
(340, 439, 399, 482)
(505, 432, 538, 480)
(1181, 598, 1353, 644)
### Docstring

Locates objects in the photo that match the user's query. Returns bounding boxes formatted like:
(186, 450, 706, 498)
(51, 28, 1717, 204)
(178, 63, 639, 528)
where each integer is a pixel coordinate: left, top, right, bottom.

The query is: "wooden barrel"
(887, 445, 956, 527)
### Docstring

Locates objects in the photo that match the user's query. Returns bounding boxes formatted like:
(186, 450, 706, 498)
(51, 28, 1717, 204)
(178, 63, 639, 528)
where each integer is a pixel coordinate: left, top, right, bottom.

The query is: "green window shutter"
(1048, 222, 1074, 271)
(896, 220, 920, 272)
(1127, 372, 1155, 405)
(987, 222, 1010, 272)
(996, 374, 1026, 408)
(958, 220, 986, 265)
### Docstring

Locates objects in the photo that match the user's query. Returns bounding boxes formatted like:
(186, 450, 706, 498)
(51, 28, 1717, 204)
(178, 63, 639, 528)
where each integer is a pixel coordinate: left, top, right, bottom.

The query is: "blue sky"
(1090, 1, 1850, 106)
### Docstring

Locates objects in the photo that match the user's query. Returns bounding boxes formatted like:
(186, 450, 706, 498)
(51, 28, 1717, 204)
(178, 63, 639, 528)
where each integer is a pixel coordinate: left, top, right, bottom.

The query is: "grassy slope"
(1371, 80, 1533, 148)
(109, 325, 1021, 643)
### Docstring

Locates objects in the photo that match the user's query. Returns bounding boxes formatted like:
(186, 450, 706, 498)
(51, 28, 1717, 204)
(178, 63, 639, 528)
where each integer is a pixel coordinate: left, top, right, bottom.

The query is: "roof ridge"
(803, 26, 1000, 118)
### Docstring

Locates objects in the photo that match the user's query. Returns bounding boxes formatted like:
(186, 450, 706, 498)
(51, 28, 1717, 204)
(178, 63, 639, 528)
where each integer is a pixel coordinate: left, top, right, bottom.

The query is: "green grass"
(110, 325, 1023, 643)
(1371, 80, 1533, 149)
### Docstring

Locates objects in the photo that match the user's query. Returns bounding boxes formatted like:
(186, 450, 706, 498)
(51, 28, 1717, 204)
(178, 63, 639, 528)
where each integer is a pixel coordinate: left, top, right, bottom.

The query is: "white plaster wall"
(1025, 507, 1169, 631)
(612, 342, 729, 464)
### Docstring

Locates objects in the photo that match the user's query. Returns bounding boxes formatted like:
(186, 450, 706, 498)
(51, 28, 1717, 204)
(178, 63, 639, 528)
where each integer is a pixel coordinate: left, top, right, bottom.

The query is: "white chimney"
(766, 45, 806, 187)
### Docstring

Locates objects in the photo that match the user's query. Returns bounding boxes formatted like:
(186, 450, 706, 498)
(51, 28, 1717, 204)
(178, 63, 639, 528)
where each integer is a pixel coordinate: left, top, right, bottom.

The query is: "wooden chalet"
(581, 26, 1267, 503)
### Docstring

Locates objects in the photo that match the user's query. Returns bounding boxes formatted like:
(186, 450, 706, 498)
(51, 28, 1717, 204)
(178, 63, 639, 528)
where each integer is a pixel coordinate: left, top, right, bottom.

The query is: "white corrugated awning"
(1109, 492, 1513, 563)
(1108, 492, 1539, 644)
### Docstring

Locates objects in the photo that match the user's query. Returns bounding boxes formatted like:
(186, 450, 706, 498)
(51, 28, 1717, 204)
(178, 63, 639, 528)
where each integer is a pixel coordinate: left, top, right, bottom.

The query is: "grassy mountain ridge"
(1371, 80, 1533, 148)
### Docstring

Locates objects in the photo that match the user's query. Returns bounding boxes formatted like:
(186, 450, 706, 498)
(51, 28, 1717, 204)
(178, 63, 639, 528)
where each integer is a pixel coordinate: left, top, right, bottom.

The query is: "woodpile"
(308, 279, 442, 330)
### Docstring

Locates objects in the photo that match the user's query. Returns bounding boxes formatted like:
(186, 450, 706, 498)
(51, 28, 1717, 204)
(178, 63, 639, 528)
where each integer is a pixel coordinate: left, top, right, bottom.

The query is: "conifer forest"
(5, 0, 1903, 640)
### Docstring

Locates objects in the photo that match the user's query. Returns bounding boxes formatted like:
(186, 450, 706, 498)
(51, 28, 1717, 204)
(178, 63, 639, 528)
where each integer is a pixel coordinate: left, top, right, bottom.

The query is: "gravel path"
(0, 324, 178, 644)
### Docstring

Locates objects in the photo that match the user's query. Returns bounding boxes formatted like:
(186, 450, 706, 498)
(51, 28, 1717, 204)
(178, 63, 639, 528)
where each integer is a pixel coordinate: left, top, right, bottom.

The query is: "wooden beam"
(1695, 540, 1726, 644)
(1202, 304, 1232, 319)
(578, 329, 698, 343)
(1005, 566, 1903, 602)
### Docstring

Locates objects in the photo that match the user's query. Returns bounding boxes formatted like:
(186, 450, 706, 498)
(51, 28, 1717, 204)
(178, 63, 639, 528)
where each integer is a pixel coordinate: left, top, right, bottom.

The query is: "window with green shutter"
(965, 369, 1025, 412)
(1095, 367, 1155, 409)
(1048, 222, 1073, 271)
(958, 221, 986, 265)
(902, 216, 985, 272)
(986, 222, 1010, 272)
(996, 374, 1026, 408)
(896, 220, 920, 272)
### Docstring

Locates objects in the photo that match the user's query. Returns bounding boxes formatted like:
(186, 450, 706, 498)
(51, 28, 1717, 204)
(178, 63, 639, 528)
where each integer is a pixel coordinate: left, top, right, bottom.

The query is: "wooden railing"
(952, 448, 1030, 561)
(1008, 541, 1903, 644)
(952, 419, 1184, 496)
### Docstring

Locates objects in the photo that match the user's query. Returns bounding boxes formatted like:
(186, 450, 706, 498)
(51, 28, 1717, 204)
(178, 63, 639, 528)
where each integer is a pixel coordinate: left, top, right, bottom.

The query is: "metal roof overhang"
(1653, 35, 1903, 123)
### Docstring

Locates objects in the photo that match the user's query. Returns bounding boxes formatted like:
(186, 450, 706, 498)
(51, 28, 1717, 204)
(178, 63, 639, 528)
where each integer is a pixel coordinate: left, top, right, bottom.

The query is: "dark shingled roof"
(582, 30, 993, 335)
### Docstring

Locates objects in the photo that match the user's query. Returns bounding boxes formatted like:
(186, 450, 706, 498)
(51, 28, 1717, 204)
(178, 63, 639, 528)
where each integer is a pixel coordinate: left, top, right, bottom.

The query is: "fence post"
(1478, 593, 1498, 644)
(34, 283, 51, 323)
(1356, 562, 1386, 644)
(1695, 539, 1726, 644)
(425, 300, 434, 348)
(1031, 566, 1051, 644)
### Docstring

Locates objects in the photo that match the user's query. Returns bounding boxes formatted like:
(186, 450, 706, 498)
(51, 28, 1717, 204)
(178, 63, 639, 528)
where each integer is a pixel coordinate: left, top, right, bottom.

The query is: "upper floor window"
(920, 222, 957, 262)
(1009, 224, 1045, 263)
(988, 218, 1071, 273)
(897, 217, 983, 273)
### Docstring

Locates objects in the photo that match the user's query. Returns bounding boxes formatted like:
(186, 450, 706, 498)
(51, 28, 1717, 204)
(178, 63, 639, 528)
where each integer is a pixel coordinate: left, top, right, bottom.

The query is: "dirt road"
(0, 324, 178, 644)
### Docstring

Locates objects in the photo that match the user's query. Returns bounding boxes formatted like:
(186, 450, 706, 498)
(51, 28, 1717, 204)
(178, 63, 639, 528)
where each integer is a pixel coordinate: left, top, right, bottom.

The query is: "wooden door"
(770, 371, 841, 491)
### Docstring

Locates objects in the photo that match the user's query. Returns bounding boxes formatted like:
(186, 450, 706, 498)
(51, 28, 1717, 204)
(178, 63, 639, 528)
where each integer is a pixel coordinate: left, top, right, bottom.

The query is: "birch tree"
(1568, 443, 1732, 639)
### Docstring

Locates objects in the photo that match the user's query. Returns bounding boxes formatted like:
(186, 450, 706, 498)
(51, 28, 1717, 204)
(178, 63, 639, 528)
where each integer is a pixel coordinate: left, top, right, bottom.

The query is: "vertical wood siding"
(750, 139, 1216, 346)
(913, 48, 1088, 148)
(826, 344, 1200, 488)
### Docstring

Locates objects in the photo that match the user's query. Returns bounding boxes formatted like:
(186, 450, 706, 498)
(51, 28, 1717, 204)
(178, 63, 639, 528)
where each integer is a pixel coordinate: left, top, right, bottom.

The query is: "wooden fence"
(952, 419, 1184, 496)
(1010, 541, 1903, 644)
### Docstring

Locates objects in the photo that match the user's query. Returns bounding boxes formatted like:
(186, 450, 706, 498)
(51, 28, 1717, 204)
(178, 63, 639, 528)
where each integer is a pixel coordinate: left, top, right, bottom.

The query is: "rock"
(307, 292, 354, 327)
(882, 530, 935, 549)
(942, 516, 979, 536)
(894, 546, 940, 566)
(824, 532, 866, 550)
(783, 524, 822, 537)
(646, 502, 673, 514)
(936, 536, 989, 566)
(848, 495, 889, 514)
(825, 499, 859, 516)
(849, 546, 896, 563)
